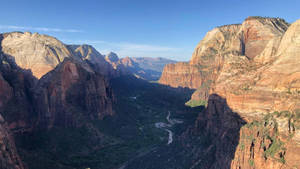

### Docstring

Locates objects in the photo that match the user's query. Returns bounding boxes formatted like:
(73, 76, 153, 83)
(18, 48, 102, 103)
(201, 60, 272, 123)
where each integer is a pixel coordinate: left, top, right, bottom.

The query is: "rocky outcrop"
(105, 52, 119, 63)
(0, 34, 116, 168)
(197, 18, 300, 168)
(104, 52, 128, 75)
(68, 44, 114, 76)
(0, 32, 73, 79)
(159, 17, 290, 103)
(212, 19, 300, 118)
(0, 114, 25, 169)
(243, 17, 289, 60)
(231, 112, 300, 169)
(0, 54, 37, 132)
(192, 94, 246, 169)
(160, 16, 300, 168)
(159, 62, 203, 88)
(34, 58, 114, 129)
(0, 55, 29, 169)
(0, 33, 119, 79)
(160, 24, 243, 91)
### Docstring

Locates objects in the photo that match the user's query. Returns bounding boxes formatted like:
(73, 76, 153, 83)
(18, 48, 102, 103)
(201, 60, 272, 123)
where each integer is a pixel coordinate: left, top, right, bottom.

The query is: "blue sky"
(0, 0, 299, 61)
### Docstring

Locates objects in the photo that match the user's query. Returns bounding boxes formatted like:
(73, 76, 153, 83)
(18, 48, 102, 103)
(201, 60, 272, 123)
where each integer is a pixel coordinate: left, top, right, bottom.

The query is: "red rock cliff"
(161, 16, 300, 168)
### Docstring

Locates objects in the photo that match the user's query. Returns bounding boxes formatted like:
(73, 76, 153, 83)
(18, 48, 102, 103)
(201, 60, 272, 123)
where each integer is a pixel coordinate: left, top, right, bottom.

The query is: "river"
(155, 111, 183, 145)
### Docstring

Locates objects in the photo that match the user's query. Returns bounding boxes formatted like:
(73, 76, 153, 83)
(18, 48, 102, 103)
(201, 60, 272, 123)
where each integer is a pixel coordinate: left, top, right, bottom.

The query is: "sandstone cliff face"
(0, 54, 34, 169)
(0, 34, 116, 168)
(0, 114, 25, 169)
(243, 17, 289, 61)
(0, 33, 118, 79)
(212, 19, 300, 118)
(104, 52, 129, 75)
(34, 59, 114, 129)
(212, 19, 300, 169)
(159, 24, 243, 92)
(68, 44, 114, 76)
(160, 17, 289, 100)
(159, 62, 202, 88)
(160, 17, 300, 168)
(192, 94, 246, 169)
(0, 32, 73, 79)
(0, 54, 37, 132)
(231, 113, 300, 169)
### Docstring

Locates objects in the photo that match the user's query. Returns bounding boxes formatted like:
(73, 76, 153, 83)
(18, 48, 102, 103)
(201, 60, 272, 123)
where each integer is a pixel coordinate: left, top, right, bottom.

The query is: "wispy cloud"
(0, 25, 83, 33)
(119, 43, 177, 52)
(63, 39, 107, 44)
(64, 39, 179, 53)
(63, 39, 191, 61)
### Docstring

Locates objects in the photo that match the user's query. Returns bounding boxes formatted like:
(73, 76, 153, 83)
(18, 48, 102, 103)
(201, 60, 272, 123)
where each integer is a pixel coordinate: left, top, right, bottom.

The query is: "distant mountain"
(120, 56, 176, 81)
(130, 57, 177, 73)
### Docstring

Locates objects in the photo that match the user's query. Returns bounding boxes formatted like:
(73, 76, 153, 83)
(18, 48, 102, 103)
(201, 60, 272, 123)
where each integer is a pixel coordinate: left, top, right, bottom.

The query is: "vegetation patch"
(238, 111, 295, 164)
(248, 159, 254, 166)
(185, 99, 207, 107)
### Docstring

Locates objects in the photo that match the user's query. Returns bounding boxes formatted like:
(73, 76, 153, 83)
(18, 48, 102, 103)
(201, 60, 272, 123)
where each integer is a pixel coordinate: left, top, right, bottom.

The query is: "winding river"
(155, 111, 183, 145)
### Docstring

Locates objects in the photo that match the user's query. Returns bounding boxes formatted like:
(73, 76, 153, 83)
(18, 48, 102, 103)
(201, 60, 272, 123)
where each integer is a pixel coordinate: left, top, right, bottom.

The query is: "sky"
(0, 0, 299, 61)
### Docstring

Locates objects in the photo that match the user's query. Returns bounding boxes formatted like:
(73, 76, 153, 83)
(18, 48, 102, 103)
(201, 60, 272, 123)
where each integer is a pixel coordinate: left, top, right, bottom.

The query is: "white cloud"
(63, 39, 108, 44)
(119, 43, 177, 52)
(0, 25, 83, 33)
(63, 39, 191, 61)
(64, 39, 179, 53)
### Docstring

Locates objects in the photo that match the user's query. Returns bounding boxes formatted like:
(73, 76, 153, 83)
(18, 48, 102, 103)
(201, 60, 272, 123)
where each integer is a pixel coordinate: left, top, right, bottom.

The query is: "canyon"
(0, 16, 299, 169)
(159, 16, 300, 168)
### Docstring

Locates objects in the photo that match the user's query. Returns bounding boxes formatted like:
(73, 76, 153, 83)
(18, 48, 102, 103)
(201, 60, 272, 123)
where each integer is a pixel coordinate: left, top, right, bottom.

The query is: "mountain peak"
(105, 52, 119, 63)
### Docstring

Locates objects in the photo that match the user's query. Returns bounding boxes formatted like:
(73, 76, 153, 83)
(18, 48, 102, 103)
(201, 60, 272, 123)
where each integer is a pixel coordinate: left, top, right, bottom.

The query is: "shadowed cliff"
(122, 94, 246, 169)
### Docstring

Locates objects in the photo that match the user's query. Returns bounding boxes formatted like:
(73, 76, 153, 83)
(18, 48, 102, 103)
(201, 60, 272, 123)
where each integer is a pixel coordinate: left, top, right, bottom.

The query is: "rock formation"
(160, 16, 300, 168)
(0, 114, 25, 169)
(68, 44, 114, 76)
(34, 58, 114, 129)
(0, 16, 299, 169)
(0, 32, 73, 79)
(0, 33, 116, 168)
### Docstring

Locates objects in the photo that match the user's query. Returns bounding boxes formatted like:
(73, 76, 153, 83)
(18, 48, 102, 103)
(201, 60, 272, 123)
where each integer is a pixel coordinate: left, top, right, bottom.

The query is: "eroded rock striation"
(0, 33, 116, 167)
(0, 114, 25, 169)
(68, 44, 114, 76)
(0, 32, 73, 78)
(34, 58, 114, 129)
(160, 16, 300, 168)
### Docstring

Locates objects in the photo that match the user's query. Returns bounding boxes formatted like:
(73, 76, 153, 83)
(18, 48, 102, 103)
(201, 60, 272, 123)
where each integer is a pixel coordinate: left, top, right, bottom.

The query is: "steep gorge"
(0, 16, 299, 169)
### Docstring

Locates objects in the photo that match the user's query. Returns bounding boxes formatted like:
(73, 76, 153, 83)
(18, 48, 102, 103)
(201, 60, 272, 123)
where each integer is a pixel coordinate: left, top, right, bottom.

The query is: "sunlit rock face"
(160, 17, 300, 168)
(160, 24, 243, 91)
(159, 16, 296, 114)
(1, 32, 73, 78)
(159, 62, 202, 88)
(68, 44, 114, 76)
(0, 34, 116, 168)
(242, 17, 289, 60)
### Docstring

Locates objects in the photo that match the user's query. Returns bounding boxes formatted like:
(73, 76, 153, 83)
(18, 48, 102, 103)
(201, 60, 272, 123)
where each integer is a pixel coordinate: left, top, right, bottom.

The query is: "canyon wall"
(0, 33, 116, 168)
(160, 16, 300, 168)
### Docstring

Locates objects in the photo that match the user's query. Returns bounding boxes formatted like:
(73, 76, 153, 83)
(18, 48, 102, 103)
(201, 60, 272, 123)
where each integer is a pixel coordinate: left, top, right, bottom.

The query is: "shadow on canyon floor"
(0, 33, 245, 169)
(123, 94, 246, 169)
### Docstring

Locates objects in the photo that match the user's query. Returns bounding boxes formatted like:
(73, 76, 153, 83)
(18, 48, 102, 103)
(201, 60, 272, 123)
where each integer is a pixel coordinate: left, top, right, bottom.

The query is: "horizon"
(0, 0, 299, 61)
